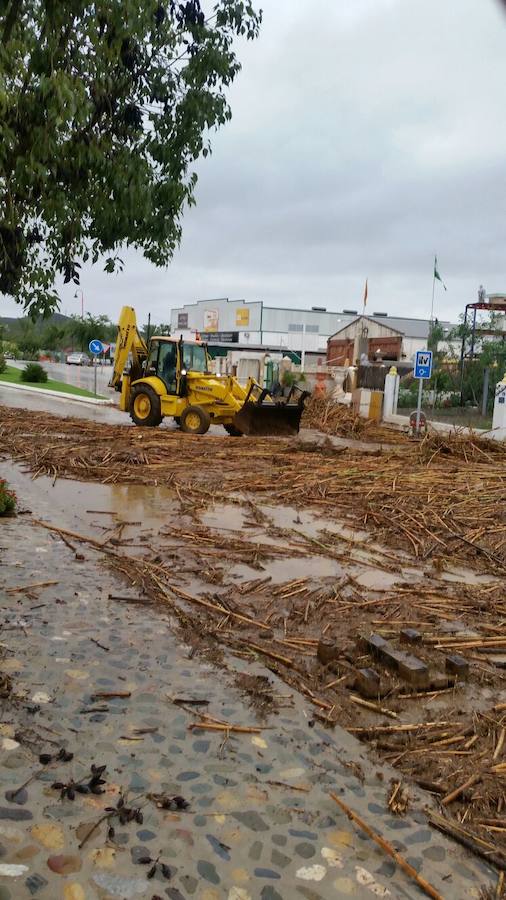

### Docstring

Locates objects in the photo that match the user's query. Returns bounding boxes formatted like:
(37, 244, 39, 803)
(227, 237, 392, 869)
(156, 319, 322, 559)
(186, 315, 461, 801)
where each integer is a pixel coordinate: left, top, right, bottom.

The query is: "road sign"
(89, 339, 104, 355)
(414, 350, 433, 380)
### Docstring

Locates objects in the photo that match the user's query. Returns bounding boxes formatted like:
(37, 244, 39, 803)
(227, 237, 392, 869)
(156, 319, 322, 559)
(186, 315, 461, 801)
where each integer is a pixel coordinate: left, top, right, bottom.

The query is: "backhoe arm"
(109, 306, 147, 391)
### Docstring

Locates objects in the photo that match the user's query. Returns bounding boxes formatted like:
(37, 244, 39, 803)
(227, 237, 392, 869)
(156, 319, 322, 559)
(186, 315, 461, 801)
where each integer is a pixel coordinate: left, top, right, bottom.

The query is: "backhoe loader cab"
(110, 306, 308, 436)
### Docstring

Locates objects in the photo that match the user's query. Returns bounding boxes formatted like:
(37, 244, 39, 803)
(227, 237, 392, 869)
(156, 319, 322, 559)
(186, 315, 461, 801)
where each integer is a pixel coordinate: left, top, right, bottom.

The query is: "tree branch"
(2, 0, 23, 45)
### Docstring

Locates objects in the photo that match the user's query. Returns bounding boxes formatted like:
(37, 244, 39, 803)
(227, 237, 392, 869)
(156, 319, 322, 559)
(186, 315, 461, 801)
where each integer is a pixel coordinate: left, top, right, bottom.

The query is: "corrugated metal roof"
(383, 317, 455, 338)
(329, 315, 405, 339)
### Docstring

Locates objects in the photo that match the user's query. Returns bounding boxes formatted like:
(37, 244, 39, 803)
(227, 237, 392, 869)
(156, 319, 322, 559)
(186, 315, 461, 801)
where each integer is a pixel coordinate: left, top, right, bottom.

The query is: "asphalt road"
(8, 359, 115, 395)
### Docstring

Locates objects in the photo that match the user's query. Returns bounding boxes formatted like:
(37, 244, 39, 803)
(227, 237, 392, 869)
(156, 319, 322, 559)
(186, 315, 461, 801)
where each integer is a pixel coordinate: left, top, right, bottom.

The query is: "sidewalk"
(0, 379, 112, 406)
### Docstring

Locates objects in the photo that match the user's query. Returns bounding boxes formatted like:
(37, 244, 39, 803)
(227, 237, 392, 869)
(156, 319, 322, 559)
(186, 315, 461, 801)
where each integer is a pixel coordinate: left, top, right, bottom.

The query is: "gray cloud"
(3, 0, 506, 324)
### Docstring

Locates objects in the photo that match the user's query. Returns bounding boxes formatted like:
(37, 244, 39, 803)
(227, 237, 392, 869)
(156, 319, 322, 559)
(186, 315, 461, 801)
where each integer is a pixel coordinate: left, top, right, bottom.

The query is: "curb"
(0, 380, 113, 406)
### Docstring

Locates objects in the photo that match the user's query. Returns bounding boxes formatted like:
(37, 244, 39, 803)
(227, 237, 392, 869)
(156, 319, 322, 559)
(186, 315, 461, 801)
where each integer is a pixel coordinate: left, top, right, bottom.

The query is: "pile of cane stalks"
(1, 405, 505, 573)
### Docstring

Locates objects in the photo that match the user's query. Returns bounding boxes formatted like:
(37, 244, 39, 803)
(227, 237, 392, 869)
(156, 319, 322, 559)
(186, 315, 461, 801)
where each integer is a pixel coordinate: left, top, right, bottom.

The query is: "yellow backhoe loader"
(109, 307, 308, 436)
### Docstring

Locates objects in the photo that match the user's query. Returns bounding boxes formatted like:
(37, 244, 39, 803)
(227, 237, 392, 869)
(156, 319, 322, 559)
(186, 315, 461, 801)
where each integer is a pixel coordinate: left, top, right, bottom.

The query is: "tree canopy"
(0, 1, 261, 318)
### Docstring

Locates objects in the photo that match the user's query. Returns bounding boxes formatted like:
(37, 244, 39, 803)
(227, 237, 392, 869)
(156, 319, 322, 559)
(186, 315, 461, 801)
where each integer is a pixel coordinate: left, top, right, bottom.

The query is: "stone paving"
(0, 462, 496, 899)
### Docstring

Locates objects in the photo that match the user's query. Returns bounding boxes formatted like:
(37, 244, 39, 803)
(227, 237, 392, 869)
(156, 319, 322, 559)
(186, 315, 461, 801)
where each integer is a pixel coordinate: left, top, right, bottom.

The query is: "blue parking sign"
(414, 350, 433, 380)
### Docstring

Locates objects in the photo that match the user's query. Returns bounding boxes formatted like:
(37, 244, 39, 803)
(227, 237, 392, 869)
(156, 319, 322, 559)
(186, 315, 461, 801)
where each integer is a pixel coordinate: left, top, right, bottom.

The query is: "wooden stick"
(6, 580, 58, 593)
(494, 728, 506, 761)
(350, 695, 398, 719)
(441, 773, 481, 807)
(330, 793, 443, 899)
(428, 811, 506, 871)
(169, 585, 272, 632)
(91, 691, 131, 700)
(349, 721, 454, 735)
(188, 722, 261, 734)
(241, 641, 295, 668)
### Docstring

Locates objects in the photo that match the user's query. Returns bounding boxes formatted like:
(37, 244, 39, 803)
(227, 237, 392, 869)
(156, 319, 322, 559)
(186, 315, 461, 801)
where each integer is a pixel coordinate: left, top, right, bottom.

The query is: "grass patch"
(0, 365, 105, 399)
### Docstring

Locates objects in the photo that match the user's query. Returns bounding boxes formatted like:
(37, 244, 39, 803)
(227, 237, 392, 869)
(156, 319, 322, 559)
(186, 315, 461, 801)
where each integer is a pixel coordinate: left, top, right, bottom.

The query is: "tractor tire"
(180, 405, 211, 435)
(129, 384, 163, 427)
(223, 424, 243, 437)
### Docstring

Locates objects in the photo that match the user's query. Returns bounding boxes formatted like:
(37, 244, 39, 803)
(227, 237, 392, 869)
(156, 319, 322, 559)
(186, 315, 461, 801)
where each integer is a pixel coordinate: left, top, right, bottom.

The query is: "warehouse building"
(170, 297, 457, 363)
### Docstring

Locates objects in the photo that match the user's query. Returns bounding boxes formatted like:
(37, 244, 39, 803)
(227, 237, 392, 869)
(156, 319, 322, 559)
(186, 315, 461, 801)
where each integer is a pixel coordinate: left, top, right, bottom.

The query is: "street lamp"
(74, 289, 84, 320)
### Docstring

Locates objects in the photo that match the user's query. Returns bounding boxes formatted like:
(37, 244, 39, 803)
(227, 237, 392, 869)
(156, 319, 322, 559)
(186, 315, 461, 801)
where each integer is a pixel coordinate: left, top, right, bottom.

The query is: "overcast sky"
(3, 0, 506, 324)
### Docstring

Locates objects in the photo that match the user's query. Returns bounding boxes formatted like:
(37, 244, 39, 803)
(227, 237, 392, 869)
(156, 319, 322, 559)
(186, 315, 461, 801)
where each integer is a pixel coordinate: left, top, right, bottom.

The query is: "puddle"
(200, 502, 255, 534)
(231, 554, 344, 585)
(351, 568, 402, 589)
(2, 463, 178, 537)
(259, 503, 370, 543)
(439, 567, 499, 586)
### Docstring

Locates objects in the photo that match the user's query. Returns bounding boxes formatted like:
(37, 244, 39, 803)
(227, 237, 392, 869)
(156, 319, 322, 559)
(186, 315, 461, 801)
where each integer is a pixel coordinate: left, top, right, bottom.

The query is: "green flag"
(434, 256, 447, 291)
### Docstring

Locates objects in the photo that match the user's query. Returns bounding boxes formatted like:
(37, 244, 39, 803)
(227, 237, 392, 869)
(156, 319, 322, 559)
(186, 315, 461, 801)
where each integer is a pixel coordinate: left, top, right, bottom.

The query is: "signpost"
(89, 339, 104, 397)
(413, 350, 433, 436)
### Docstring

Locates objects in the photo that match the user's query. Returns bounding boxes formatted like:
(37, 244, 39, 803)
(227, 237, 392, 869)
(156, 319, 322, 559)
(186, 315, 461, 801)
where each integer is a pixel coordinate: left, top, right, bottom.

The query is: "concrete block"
(317, 640, 338, 666)
(429, 674, 453, 690)
(356, 668, 380, 698)
(445, 654, 469, 678)
(380, 646, 405, 669)
(357, 633, 388, 659)
(400, 628, 422, 645)
(358, 634, 429, 687)
(398, 654, 429, 688)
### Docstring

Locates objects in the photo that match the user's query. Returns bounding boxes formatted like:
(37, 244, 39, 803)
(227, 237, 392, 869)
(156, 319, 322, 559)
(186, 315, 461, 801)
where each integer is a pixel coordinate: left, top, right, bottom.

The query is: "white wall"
(402, 337, 427, 360)
(171, 298, 262, 334)
(262, 307, 351, 335)
(261, 331, 326, 353)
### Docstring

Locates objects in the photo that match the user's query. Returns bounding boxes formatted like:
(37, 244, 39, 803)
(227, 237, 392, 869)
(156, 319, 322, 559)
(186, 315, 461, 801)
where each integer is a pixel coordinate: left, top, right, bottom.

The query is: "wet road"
(0, 460, 494, 899)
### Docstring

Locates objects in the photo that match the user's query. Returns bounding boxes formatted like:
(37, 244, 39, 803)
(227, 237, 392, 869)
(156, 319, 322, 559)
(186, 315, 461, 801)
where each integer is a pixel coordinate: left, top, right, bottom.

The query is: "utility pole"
(74, 289, 84, 320)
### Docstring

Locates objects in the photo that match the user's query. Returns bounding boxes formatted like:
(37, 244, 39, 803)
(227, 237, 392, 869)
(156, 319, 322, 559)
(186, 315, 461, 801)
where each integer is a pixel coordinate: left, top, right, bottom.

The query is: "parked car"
(66, 352, 90, 366)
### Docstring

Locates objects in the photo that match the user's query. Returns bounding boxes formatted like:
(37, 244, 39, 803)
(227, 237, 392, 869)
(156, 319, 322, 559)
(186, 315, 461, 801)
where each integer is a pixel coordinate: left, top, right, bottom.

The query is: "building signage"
(236, 307, 250, 327)
(206, 332, 239, 343)
(203, 309, 219, 332)
(177, 312, 188, 329)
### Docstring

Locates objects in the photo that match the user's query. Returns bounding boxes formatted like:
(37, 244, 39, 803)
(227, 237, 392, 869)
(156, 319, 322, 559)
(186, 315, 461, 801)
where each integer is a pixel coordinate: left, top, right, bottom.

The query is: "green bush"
(21, 363, 48, 383)
(0, 479, 16, 516)
(398, 387, 419, 408)
(0, 353, 6, 374)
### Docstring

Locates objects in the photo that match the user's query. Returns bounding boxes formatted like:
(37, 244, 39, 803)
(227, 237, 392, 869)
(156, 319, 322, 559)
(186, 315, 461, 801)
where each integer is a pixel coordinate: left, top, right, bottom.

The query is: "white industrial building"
(170, 297, 458, 362)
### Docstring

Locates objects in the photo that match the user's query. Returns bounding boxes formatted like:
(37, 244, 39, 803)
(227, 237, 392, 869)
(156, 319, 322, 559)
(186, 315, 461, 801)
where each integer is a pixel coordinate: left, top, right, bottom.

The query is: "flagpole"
(430, 257, 436, 324)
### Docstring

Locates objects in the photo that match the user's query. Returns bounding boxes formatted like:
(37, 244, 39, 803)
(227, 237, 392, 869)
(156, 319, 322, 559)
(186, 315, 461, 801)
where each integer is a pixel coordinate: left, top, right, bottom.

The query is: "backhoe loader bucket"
(233, 392, 308, 437)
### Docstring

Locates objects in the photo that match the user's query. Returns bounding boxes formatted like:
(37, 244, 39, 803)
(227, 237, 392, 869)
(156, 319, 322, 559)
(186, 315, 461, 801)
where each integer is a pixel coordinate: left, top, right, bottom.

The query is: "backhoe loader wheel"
(224, 424, 243, 437)
(130, 384, 162, 427)
(180, 405, 211, 435)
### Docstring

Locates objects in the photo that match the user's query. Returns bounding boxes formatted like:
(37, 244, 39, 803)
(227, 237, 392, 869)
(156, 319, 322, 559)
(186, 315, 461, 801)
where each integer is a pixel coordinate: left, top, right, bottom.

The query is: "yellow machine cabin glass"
(158, 342, 177, 392)
(182, 344, 207, 374)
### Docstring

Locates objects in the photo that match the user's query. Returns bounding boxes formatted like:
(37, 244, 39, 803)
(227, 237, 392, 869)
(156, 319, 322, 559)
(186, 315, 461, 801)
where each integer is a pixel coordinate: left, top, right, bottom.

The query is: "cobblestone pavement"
(0, 462, 496, 899)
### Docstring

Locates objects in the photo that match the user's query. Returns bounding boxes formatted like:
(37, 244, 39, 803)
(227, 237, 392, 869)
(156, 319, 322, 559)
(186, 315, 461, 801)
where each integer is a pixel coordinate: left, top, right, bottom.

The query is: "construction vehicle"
(109, 307, 308, 436)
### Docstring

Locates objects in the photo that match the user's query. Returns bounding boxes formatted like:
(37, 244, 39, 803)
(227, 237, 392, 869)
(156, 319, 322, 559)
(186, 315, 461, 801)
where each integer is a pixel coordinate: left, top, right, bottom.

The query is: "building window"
(288, 323, 319, 333)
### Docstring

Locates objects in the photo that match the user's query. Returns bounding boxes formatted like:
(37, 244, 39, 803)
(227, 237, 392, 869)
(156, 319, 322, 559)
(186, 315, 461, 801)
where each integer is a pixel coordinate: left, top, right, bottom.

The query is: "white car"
(66, 352, 90, 366)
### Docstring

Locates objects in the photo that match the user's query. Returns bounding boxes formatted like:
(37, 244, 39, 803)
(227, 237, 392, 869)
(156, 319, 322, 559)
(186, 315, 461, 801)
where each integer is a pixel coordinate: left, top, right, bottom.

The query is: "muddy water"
(5, 458, 492, 600)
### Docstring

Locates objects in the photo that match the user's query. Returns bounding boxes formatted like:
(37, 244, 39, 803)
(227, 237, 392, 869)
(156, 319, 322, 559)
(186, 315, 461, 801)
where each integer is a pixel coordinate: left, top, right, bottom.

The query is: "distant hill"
(0, 312, 71, 330)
